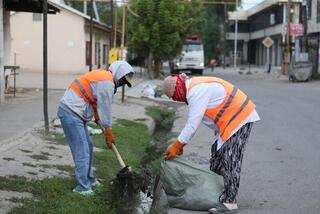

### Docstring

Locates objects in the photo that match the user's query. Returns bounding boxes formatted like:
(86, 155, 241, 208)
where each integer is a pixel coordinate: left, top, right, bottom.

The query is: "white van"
(172, 40, 204, 75)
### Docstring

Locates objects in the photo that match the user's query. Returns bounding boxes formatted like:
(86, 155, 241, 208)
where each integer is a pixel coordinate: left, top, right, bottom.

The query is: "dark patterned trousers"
(210, 122, 253, 203)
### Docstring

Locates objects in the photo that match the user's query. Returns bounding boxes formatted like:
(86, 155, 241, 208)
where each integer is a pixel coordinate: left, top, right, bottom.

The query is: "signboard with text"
(282, 24, 305, 37)
(290, 23, 304, 37)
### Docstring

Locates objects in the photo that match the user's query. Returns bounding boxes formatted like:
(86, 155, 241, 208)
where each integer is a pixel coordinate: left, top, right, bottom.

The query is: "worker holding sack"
(162, 74, 260, 213)
(57, 61, 134, 196)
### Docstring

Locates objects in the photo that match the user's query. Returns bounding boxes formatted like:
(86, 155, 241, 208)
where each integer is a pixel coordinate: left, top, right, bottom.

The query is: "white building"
(10, 0, 111, 74)
(227, 0, 301, 67)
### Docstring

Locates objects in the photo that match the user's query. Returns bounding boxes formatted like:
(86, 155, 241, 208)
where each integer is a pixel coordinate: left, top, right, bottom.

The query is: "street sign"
(290, 23, 304, 37)
(262, 37, 274, 48)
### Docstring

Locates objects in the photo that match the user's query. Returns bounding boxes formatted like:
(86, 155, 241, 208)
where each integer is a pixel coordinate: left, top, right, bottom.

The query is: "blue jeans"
(57, 104, 95, 191)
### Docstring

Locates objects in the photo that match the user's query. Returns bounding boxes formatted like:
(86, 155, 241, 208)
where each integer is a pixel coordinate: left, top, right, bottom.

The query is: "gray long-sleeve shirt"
(60, 80, 114, 128)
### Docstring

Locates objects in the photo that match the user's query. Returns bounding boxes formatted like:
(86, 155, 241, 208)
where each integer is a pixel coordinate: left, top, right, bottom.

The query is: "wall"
(10, 9, 86, 74)
(307, 0, 320, 33)
(84, 24, 110, 71)
(4, 10, 11, 65)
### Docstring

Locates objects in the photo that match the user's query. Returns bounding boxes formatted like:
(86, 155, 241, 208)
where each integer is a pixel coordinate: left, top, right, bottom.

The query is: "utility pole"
(121, 4, 126, 103)
(0, 1, 4, 104)
(121, 5, 126, 48)
(43, 0, 49, 133)
(234, 0, 239, 69)
(284, 0, 292, 74)
(223, 4, 227, 69)
(113, 4, 117, 48)
(89, 0, 94, 71)
(83, 1, 87, 14)
(110, 0, 113, 49)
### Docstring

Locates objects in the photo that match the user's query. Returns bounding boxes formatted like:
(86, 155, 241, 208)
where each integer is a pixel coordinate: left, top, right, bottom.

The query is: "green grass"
(40, 164, 74, 175)
(28, 154, 49, 161)
(45, 146, 58, 150)
(20, 149, 32, 153)
(143, 106, 177, 174)
(1, 119, 150, 214)
(42, 131, 66, 145)
(22, 163, 37, 168)
(3, 157, 15, 161)
(145, 105, 176, 131)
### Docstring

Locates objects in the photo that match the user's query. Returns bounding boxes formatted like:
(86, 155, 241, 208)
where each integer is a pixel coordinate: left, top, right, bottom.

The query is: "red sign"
(290, 23, 304, 37)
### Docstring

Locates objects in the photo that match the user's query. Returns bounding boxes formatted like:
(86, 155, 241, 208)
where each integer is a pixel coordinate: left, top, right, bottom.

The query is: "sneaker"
(72, 188, 94, 196)
(208, 203, 238, 213)
(91, 179, 102, 188)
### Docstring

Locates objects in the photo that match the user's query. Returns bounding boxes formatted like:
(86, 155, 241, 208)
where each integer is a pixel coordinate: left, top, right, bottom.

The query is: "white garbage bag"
(141, 84, 155, 98)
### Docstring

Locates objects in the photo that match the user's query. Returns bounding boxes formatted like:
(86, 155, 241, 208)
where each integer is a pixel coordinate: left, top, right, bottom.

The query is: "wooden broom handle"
(111, 144, 126, 169)
(98, 122, 126, 169)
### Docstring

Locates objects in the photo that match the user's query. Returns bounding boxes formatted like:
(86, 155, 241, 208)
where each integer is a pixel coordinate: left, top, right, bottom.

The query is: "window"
(86, 41, 91, 66)
(103, 44, 107, 64)
(182, 44, 203, 52)
(95, 42, 101, 67)
(33, 13, 42, 21)
(307, 0, 312, 20)
(317, 0, 320, 22)
(270, 14, 275, 25)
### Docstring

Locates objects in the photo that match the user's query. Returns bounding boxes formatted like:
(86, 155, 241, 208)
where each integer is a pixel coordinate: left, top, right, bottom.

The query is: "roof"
(229, 0, 302, 20)
(48, 0, 111, 31)
(4, 0, 60, 14)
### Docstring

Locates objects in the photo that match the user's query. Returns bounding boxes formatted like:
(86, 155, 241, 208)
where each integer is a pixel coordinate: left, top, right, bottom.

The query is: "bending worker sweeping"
(57, 61, 134, 196)
(163, 74, 260, 213)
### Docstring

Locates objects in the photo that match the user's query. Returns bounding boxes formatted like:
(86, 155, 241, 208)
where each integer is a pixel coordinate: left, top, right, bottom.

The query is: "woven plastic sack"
(160, 157, 224, 211)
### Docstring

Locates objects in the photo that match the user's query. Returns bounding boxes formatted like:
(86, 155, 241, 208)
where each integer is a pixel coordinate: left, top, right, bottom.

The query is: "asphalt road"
(170, 67, 320, 214)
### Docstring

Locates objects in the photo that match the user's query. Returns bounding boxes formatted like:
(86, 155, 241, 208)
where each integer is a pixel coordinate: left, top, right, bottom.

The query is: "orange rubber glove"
(104, 127, 115, 149)
(164, 139, 185, 160)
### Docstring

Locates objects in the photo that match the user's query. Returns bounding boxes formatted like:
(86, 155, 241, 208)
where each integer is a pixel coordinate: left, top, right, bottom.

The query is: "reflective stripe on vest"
(69, 70, 113, 107)
(187, 76, 255, 142)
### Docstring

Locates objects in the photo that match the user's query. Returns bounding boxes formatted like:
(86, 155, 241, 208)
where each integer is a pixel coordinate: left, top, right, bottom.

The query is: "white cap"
(109, 61, 134, 82)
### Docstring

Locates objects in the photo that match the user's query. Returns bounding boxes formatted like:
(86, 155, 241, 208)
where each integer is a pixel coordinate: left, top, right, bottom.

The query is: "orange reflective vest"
(69, 70, 113, 107)
(187, 76, 255, 142)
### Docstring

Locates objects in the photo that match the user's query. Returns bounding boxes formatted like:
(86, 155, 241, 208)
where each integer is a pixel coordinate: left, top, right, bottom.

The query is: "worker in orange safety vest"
(57, 61, 134, 196)
(162, 73, 260, 213)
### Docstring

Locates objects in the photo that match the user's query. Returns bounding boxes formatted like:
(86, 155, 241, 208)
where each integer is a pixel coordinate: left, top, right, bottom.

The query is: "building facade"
(227, 0, 301, 68)
(10, 1, 111, 74)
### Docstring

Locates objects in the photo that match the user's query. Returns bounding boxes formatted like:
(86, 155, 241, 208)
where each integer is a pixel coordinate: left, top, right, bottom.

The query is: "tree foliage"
(128, 0, 203, 78)
(201, 4, 235, 64)
(202, 5, 220, 63)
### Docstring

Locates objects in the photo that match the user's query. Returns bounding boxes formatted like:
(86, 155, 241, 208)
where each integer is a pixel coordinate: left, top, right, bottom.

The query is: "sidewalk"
(0, 89, 63, 141)
(208, 65, 288, 81)
(11, 66, 145, 90)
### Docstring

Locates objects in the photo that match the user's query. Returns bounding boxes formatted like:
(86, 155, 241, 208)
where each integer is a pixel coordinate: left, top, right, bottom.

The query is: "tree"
(202, 6, 220, 64)
(202, 4, 234, 65)
(65, 1, 112, 26)
(128, 0, 203, 78)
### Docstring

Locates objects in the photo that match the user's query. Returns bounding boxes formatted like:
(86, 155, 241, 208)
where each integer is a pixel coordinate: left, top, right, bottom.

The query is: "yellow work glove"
(164, 139, 185, 160)
(104, 127, 115, 149)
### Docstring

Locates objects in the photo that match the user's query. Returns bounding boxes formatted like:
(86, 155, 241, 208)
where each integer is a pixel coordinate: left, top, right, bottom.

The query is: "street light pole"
(284, 0, 292, 74)
(121, 4, 126, 103)
(0, 1, 4, 104)
(43, 0, 49, 133)
(89, 0, 93, 71)
(234, 0, 238, 69)
(110, 0, 113, 49)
